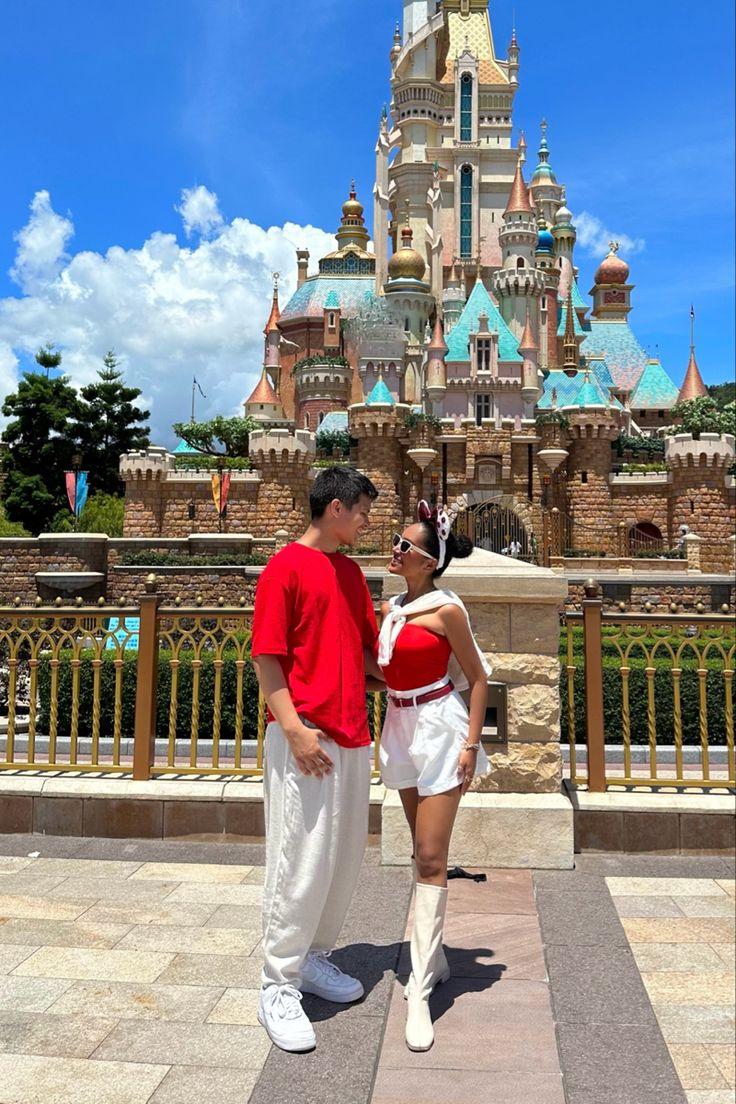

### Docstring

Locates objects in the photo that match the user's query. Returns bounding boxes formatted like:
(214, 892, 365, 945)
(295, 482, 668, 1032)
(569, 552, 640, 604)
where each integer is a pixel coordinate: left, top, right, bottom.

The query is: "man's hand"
(285, 723, 334, 778)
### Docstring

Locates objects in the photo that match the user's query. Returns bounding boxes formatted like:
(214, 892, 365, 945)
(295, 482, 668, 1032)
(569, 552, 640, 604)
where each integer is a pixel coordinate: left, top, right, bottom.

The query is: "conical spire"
(562, 286, 578, 377)
(518, 306, 537, 355)
(428, 313, 448, 355)
(246, 368, 279, 406)
(504, 154, 534, 216)
(263, 273, 281, 335)
(678, 308, 708, 401)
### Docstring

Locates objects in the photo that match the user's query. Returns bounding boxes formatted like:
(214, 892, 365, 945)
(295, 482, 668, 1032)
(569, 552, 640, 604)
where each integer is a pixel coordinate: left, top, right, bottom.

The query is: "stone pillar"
(684, 531, 703, 574)
(381, 548, 573, 868)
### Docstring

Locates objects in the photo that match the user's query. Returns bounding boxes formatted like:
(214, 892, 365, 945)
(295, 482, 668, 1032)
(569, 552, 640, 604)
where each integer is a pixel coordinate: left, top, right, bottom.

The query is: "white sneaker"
(257, 984, 316, 1052)
(301, 952, 364, 1003)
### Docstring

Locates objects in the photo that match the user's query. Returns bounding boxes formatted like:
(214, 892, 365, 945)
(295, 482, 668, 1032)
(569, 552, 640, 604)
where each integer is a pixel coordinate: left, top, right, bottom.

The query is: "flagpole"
(690, 305, 695, 353)
(191, 377, 196, 423)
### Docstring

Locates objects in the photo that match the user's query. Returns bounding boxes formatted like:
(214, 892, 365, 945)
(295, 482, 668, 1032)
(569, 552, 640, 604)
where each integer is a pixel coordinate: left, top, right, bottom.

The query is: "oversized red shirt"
(251, 542, 378, 749)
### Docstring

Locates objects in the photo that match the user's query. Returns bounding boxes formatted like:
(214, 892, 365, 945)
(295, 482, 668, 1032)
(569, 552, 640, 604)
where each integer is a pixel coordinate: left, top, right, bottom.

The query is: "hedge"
(560, 627, 734, 745)
(38, 649, 384, 744)
(117, 551, 270, 567)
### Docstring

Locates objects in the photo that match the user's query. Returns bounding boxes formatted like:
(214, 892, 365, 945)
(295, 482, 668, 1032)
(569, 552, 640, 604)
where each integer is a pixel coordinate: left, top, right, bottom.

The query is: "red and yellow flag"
(211, 471, 231, 516)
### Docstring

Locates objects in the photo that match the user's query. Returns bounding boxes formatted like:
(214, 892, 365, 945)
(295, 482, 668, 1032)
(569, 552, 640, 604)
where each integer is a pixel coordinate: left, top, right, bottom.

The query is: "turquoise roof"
(629, 359, 680, 410)
(173, 439, 202, 455)
(563, 278, 587, 311)
(557, 302, 585, 337)
(537, 370, 584, 409)
(315, 411, 348, 436)
(280, 276, 376, 321)
(366, 377, 395, 405)
(445, 280, 522, 363)
(579, 320, 649, 391)
(586, 357, 614, 393)
(573, 373, 608, 407)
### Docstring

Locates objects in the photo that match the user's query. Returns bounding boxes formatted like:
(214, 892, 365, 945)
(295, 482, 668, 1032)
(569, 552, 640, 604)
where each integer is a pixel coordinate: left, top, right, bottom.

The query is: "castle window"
(460, 73, 473, 141)
(405, 317, 410, 332)
(318, 411, 326, 424)
(516, 258, 525, 269)
(460, 164, 473, 257)
(658, 409, 665, 418)
(581, 471, 588, 483)
(304, 414, 310, 429)
(475, 393, 491, 425)
(328, 312, 336, 329)
(476, 338, 491, 372)
(542, 296, 547, 310)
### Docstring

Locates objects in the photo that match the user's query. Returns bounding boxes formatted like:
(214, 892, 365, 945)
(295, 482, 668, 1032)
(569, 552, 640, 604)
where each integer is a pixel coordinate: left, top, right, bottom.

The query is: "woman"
(377, 501, 491, 1052)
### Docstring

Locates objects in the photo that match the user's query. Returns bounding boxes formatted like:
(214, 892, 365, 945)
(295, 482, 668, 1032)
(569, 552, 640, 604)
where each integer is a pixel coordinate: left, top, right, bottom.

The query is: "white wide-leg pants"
(261, 722, 371, 987)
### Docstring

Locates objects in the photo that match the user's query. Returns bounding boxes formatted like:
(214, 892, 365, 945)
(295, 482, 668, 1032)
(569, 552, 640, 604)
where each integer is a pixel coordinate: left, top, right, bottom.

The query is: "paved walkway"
(0, 835, 732, 1104)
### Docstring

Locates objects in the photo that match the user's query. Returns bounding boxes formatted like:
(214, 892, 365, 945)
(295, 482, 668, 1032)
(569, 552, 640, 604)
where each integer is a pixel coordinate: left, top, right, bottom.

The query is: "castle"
(121, 0, 735, 570)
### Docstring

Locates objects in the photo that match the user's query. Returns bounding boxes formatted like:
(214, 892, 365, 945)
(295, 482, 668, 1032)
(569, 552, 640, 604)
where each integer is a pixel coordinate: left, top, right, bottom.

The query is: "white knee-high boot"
(405, 883, 448, 1052)
(405, 862, 450, 1000)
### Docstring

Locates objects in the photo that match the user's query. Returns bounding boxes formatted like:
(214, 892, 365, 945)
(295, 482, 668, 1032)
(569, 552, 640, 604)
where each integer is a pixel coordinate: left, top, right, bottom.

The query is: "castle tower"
(380, 0, 520, 288)
(384, 211, 434, 402)
(374, 108, 391, 293)
(552, 189, 576, 286)
(519, 306, 543, 413)
(561, 286, 580, 378)
(244, 370, 287, 426)
(589, 242, 633, 319)
(534, 216, 559, 373)
(492, 151, 544, 339)
(426, 313, 448, 413)
(528, 120, 563, 227)
(263, 274, 281, 389)
(441, 260, 466, 334)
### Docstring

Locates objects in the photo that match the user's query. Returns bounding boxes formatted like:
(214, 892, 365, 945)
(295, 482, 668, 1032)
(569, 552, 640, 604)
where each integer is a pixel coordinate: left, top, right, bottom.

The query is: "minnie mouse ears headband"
(417, 499, 450, 569)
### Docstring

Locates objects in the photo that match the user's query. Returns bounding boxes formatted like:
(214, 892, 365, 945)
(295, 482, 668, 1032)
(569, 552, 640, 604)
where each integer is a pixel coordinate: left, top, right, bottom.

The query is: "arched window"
(318, 411, 326, 424)
(460, 73, 473, 141)
(516, 257, 525, 269)
(304, 413, 310, 429)
(328, 312, 336, 329)
(460, 165, 473, 258)
(405, 317, 411, 331)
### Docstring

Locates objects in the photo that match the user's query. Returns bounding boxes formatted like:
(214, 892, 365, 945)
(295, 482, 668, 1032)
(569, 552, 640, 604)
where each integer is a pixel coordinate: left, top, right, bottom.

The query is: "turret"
(529, 120, 563, 227)
(561, 286, 579, 378)
(426, 314, 448, 408)
(263, 274, 281, 384)
(552, 188, 576, 272)
(492, 149, 544, 338)
(589, 241, 633, 319)
(678, 308, 709, 402)
(508, 26, 519, 87)
(442, 261, 466, 335)
(519, 307, 542, 410)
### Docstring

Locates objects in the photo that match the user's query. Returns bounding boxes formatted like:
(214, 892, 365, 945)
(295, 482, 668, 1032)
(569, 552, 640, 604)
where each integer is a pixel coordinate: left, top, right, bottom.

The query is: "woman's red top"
(377, 622, 451, 691)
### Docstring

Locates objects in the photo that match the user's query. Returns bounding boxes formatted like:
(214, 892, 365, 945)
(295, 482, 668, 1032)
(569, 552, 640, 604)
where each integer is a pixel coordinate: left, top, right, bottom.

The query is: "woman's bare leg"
(413, 788, 462, 887)
(399, 787, 420, 857)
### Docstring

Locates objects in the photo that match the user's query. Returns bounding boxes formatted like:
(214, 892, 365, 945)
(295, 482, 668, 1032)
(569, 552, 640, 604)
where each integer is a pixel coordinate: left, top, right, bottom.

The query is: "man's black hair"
(310, 466, 379, 519)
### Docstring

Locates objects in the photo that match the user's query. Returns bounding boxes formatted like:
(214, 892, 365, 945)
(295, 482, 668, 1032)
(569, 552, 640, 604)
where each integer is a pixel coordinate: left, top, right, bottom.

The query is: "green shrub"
(117, 551, 270, 567)
(613, 434, 665, 458)
(560, 627, 734, 745)
(173, 455, 252, 471)
(620, 462, 668, 474)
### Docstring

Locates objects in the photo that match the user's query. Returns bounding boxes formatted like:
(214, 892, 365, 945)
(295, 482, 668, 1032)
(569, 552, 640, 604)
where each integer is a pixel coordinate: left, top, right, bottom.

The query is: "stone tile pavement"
(0, 835, 732, 1104)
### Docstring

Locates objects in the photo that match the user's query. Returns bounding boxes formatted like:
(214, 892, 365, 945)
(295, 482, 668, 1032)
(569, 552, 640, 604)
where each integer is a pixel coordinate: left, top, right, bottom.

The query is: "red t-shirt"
(251, 542, 378, 749)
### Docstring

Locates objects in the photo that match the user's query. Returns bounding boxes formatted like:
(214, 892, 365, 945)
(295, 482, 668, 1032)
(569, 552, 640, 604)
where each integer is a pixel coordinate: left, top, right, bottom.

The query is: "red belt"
(388, 681, 454, 709)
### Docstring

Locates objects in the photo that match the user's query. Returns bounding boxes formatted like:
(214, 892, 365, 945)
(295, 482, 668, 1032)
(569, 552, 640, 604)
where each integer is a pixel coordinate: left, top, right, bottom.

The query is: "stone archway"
(451, 493, 536, 559)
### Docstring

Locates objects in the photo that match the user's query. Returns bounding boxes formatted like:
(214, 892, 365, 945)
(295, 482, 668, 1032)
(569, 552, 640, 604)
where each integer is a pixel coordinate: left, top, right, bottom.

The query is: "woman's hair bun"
(450, 533, 473, 560)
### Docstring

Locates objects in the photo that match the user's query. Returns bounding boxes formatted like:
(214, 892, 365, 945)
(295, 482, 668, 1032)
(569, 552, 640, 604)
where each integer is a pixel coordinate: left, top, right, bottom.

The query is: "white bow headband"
(417, 499, 450, 569)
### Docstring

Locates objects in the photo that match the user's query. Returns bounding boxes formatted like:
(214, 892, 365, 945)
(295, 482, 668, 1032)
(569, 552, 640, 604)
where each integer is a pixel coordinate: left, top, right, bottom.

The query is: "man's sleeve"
(361, 579, 379, 649)
(251, 573, 292, 658)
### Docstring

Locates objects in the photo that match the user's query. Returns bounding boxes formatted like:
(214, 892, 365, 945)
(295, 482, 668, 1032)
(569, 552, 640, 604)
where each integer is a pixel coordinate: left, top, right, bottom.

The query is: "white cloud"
(574, 210, 645, 260)
(176, 184, 225, 239)
(10, 190, 75, 294)
(0, 189, 337, 445)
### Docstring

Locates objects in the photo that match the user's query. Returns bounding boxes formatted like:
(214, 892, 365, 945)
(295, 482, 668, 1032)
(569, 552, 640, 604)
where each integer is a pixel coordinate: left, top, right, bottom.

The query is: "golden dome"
(388, 224, 426, 282)
(595, 243, 630, 285)
(342, 180, 364, 220)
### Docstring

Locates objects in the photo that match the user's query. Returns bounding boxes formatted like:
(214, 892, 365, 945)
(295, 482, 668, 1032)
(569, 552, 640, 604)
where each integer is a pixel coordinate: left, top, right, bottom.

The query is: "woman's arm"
(438, 604, 488, 794)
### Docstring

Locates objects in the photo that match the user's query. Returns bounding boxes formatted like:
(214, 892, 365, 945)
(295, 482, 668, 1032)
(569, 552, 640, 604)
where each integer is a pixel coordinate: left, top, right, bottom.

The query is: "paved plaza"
(0, 835, 732, 1104)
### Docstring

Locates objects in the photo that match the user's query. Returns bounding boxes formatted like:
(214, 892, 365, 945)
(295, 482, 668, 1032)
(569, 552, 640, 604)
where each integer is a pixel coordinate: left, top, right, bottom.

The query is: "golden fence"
(564, 583, 735, 790)
(0, 589, 384, 779)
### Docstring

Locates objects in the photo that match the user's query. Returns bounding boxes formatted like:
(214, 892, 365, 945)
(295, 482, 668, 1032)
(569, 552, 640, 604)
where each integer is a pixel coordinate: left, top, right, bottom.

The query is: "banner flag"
(211, 471, 232, 516)
(65, 472, 76, 513)
(75, 471, 89, 517)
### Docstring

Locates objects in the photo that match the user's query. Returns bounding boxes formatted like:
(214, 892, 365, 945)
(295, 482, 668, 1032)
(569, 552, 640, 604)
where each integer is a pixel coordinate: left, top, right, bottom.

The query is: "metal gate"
(455, 502, 531, 558)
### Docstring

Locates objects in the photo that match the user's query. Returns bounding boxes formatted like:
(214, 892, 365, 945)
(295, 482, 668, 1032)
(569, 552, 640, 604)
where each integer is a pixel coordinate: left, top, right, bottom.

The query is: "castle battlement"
(348, 402, 411, 438)
(665, 433, 736, 468)
(119, 447, 175, 480)
(249, 427, 316, 463)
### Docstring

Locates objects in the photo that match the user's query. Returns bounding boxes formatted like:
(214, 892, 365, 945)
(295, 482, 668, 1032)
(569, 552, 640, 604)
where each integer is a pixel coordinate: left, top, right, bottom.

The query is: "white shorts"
(379, 684, 490, 797)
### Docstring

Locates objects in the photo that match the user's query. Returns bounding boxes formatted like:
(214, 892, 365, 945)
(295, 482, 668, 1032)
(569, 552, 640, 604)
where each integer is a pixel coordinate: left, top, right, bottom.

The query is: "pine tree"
(1, 351, 81, 534)
(74, 352, 150, 495)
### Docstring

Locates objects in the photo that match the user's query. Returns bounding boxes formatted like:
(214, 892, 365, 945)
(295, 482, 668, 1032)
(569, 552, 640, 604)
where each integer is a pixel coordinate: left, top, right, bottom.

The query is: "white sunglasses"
(392, 533, 436, 561)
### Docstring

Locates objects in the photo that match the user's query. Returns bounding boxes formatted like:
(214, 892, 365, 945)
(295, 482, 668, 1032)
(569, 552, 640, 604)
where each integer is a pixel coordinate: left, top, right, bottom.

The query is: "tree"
(667, 396, 727, 439)
(50, 492, 125, 536)
(34, 344, 62, 378)
(1, 353, 81, 534)
(172, 415, 257, 457)
(74, 352, 150, 495)
(708, 381, 736, 409)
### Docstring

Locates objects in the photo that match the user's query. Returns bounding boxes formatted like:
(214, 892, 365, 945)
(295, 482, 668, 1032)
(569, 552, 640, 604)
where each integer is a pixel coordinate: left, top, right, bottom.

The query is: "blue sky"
(0, 0, 733, 442)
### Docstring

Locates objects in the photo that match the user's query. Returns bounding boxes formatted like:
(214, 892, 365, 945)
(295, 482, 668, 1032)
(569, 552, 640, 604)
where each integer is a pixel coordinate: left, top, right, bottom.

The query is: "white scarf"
(377, 588, 492, 692)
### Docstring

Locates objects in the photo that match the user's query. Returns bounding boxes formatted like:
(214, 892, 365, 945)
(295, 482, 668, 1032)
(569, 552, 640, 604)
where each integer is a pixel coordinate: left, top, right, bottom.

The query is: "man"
(252, 466, 383, 1052)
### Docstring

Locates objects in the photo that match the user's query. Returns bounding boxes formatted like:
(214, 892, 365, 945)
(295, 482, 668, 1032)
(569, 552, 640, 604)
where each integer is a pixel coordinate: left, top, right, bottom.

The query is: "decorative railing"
(0, 583, 385, 779)
(563, 582, 735, 790)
